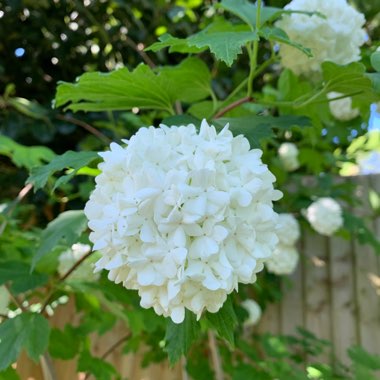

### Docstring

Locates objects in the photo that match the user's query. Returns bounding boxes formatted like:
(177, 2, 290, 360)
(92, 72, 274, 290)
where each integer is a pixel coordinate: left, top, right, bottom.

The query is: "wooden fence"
(16, 175, 380, 379)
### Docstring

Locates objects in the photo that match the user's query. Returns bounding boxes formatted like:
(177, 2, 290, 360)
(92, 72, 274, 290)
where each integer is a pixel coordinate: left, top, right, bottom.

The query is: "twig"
(84, 333, 131, 380)
(0, 183, 33, 236)
(40, 352, 58, 380)
(40, 250, 94, 314)
(0, 313, 8, 319)
(56, 114, 111, 144)
(125, 37, 156, 69)
(181, 356, 189, 380)
(208, 331, 224, 380)
(4, 283, 27, 312)
(213, 96, 253, 119)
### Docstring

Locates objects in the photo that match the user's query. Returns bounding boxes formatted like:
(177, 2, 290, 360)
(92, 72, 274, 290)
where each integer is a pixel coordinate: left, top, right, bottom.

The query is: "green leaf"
(146, 33, 206, 54)
(78, 350, 117, 380)
(218, 0, 323, 29)
(214, 115, 310, 148)
(0, 366, 20, 380)
(0, 135, 55, 171)
(206, 296, 238, 346)
(164, 310, 200, 365)
(187, 20, 257, 66)
(323, 62, 374, 98)
(348, 346, 380, 370)
(56, 58, 212, 113)
(0, 313, 50, 370)
(0, 261, 48, 294)
(370, 51, 380, 72)
(7, 97, 49, 121)
(48, 326, 80, 360)
(34, 210, 88, 268)
(27, 150, 98, 191)
(259, 26, 312, 57)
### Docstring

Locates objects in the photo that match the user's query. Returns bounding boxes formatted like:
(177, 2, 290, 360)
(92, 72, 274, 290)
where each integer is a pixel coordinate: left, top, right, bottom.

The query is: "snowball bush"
(327, 92, 360, 121)
(241, 299, 262, 326)
(58, 243, 99, 281)
(278, 143, 300, 172)
(266, 214, 300, 275)
(85, 120, 282, 323)
(276, 0, 366, 75)
(306, 197, 343, 236)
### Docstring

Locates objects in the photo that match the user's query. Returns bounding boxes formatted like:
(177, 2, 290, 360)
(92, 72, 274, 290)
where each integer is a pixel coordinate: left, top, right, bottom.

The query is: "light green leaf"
(370, 51, 380, 72)
(146, 33, 206, 54)
(164, 310, 201, 365)
(0, 313, 50, 370)
(56, 58, 212, 113)
(348, 346, 380, 370)
(259, 26, 312, 57)
(187, 20, 257, 66)
(27, 150, 98, 191)
(34, 210, 88, 268)
(0, 135, 55, 171)
(0, 261, 48, 294)
(206, 296, 237, 346)
(0, 366, 20, 380)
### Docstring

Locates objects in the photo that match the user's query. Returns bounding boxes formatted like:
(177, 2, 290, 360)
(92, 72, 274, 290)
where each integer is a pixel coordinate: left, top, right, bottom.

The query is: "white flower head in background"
(58, 243, 99, 281)
(0, 286, 10, 315)
(358, 151, 380, 175)
(266, 245, 299, 275)
(306, 197, 343, 236)
(275, 0, 366, 75)
(278, 142, 300, 171)
(327, 92, 360, 121)
(241, 299, 262, 326)
(85, 120, 282, 323)
(265, 213, 300, 275)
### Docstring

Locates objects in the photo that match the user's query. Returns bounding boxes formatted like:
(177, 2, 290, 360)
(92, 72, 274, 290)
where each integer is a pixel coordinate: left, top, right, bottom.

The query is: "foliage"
(1, 0, 380, 379)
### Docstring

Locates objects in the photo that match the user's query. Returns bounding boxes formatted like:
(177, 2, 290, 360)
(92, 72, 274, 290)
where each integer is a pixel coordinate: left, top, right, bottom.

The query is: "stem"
(125, 38, 156, 69)
(40, 250, 94, 314)
(214, 96, 252, 119)
(56, 115, 111, 144)
(181, 356, 189, 380)
(247, 0, 262, 98)
(40, 352, 58, 380)
(5, 283, 27, 312)
(208, 331, 224, 380)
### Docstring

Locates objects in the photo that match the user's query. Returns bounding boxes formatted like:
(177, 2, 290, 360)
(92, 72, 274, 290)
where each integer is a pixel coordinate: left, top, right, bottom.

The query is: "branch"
(84, 333, 131, 380)
(4, 283, 27, 312)
(208, 331, 224, 380)
(213, 96, 253, 119)
(56, 115, 111, 144)
(125, 37, 156, 69)
(40, 250, 94, 314)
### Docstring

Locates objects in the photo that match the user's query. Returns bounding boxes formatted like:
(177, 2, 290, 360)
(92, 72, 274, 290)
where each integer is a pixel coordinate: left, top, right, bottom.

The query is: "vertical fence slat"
(303, 233, 332, 363)
(329, 234, 358, 365)
(353, 176, 380, 356)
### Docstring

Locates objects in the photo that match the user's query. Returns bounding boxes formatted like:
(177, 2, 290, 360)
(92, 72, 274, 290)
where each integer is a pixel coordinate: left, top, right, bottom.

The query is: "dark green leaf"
(214, 115, 310, 148)
(206, 296, 237, 346)
(0, 261, 48, 294)
(164, 310, 200, 365)
(0, 135, 55, 171)
(0, 313, 50, 370)
(48, 326, 80, 360)
(34, 210, 88, 268)
(78, 350, 118, 380)
(8, 97, 49, 121)
(27, 150, 98, 191)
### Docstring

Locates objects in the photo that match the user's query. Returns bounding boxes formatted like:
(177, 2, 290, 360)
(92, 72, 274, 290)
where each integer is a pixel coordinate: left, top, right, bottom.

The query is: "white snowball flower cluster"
(327, 92, 360, 121)
(266, 214, 300, 275)
(0, 286, 10, 315)
(241, 299, 262, 326)
(85, 120, 282, 323)
(278, 143, 300, 171)
(58, 243, 99, 281)
(275, 0, 366, 75)
(306, 197, 343, 236)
